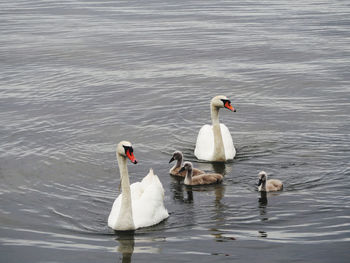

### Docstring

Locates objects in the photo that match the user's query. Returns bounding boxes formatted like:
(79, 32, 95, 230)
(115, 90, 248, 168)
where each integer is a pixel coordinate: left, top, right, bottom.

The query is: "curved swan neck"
(210, 105, 226, 161)
(170, 156, 182, 174)
(117, 155, 131, 192)
(210, 104, 220, 126)
(116, 153, 135, 229)
(184, 168, 193, 185)
(173, 155, 182, 169)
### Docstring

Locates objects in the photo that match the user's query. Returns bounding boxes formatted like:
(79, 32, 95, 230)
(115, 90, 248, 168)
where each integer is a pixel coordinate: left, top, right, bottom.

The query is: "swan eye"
(221, 99, 231, 105)
(122, 145, 133, 154)
(221, 99, 235, 111)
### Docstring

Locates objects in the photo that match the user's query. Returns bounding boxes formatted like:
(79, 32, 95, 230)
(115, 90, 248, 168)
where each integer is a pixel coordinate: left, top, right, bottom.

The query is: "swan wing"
(107, 193, 122, 228)
(140, 168, 156, 187)
(108, 170, 168, 230)
(132, 170, 169, 228)
(220, 123, 236, 160)
(107, 181, 143, 229)
(194, 124, 214, 161)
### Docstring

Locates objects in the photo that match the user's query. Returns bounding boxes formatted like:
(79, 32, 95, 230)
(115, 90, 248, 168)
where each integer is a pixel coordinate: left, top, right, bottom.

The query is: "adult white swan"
(108, 141, 169, 231)
(194, 95, 236, 162)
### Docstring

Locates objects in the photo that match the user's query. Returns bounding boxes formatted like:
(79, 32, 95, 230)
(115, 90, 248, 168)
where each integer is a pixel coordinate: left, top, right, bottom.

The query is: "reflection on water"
(258, 192, 268, 219)
(214, 185, 225, 204)
(197, 161, 231, 176)
(210, 228, 236, 243)
(170, 175, 225, 204)
(169, 178, 193, 203)
(212, 186, 228, 229)
(211, 162, 226, 175)
(258, 191, 268, 238)
(259, 192, 269, 221)
(115, 232, 135, 263)
(258, 230, 268, 238)
(170, 178, 185, 202)
(115, 231, 164, 262)
(186, 190, 193, 202)
(258, 191, 268, 208)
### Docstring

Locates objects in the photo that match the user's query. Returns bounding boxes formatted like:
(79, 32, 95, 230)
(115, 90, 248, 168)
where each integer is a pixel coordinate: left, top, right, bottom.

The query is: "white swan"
(108, 141, 169, 231)
(194, 95, 236, 162)
(179, 162, 223, 186)
(258, 171, 283, 192)
(169, 151, 204, 177)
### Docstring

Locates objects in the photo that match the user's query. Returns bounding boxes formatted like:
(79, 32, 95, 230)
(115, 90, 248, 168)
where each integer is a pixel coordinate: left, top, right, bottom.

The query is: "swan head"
(179, 161, 193, 173)
(258, 171, 267, 186)
(211, 95, 236, 112)
(169, 151, 183, 163)
(117, 141, 138, 164)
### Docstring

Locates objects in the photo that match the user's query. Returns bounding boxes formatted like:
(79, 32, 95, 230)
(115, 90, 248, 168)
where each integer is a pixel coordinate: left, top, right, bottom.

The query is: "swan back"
(132, 169, 169, 228)
(171, 167, 204, 177)
(190, 173, 223, 185)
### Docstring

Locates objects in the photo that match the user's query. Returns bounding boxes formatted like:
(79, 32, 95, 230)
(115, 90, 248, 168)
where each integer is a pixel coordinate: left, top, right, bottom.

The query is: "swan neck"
(118, 155, 131, 192)
(116, 153, 135, 229)
(184, 168, 193, 185)
(170, 156, 182, 174)
(174, 156, 182, 169)
(211, 105, 225, 161)
(211, 105, 220, 126)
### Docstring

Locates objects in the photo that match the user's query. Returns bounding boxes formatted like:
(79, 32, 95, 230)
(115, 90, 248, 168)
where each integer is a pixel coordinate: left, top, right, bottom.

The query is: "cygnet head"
(117, 141, 138, 164)
(179, 161, 193, 173)
(169, 151, 183, 163)
(258, 171, 267, 186)
(211, 95, 236, 112)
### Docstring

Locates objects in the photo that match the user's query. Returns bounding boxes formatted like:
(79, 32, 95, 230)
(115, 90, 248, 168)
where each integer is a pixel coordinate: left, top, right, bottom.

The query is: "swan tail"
(149, 168, 154, 176)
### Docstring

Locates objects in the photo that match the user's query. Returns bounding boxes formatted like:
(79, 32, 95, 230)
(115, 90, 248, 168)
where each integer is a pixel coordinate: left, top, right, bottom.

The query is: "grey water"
(1, 0, 350, 262)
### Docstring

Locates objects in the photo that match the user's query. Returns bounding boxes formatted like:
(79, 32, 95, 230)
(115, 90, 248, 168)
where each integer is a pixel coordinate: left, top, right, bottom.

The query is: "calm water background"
(1, 0, 350, 262)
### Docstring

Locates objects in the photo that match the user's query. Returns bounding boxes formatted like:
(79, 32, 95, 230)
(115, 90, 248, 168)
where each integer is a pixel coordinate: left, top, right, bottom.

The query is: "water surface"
(1, 0, 350, 262)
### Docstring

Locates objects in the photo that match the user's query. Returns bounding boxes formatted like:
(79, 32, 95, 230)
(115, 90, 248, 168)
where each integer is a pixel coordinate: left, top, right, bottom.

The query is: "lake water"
(1, 0, 350, 262)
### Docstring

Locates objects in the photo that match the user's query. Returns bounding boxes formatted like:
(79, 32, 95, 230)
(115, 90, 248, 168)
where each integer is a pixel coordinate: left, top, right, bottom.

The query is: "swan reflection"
(258, 191, 268, 207)
(209, 228, 236, 242)
(116, 231, 135, 263)
(211, 162, 227, 175)
(115, 231, 163, 262)
(257, 191, 268, 238)
(196, 161, 229, 175)
(170, 178, 193, 203)
(258, 191, 268, 221)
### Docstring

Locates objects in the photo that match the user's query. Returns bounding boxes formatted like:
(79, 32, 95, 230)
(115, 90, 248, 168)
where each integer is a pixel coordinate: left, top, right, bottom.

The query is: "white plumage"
(195, 123, 236, 161)
(194, 95, 236, 162)
(108, 169, 169, 230)
(108, 141, 169, 231)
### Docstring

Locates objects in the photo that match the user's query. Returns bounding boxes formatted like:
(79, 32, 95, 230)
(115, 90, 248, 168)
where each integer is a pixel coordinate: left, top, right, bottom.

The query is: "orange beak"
(224, 101, 236, 112)
(126, 150, 137, 164)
